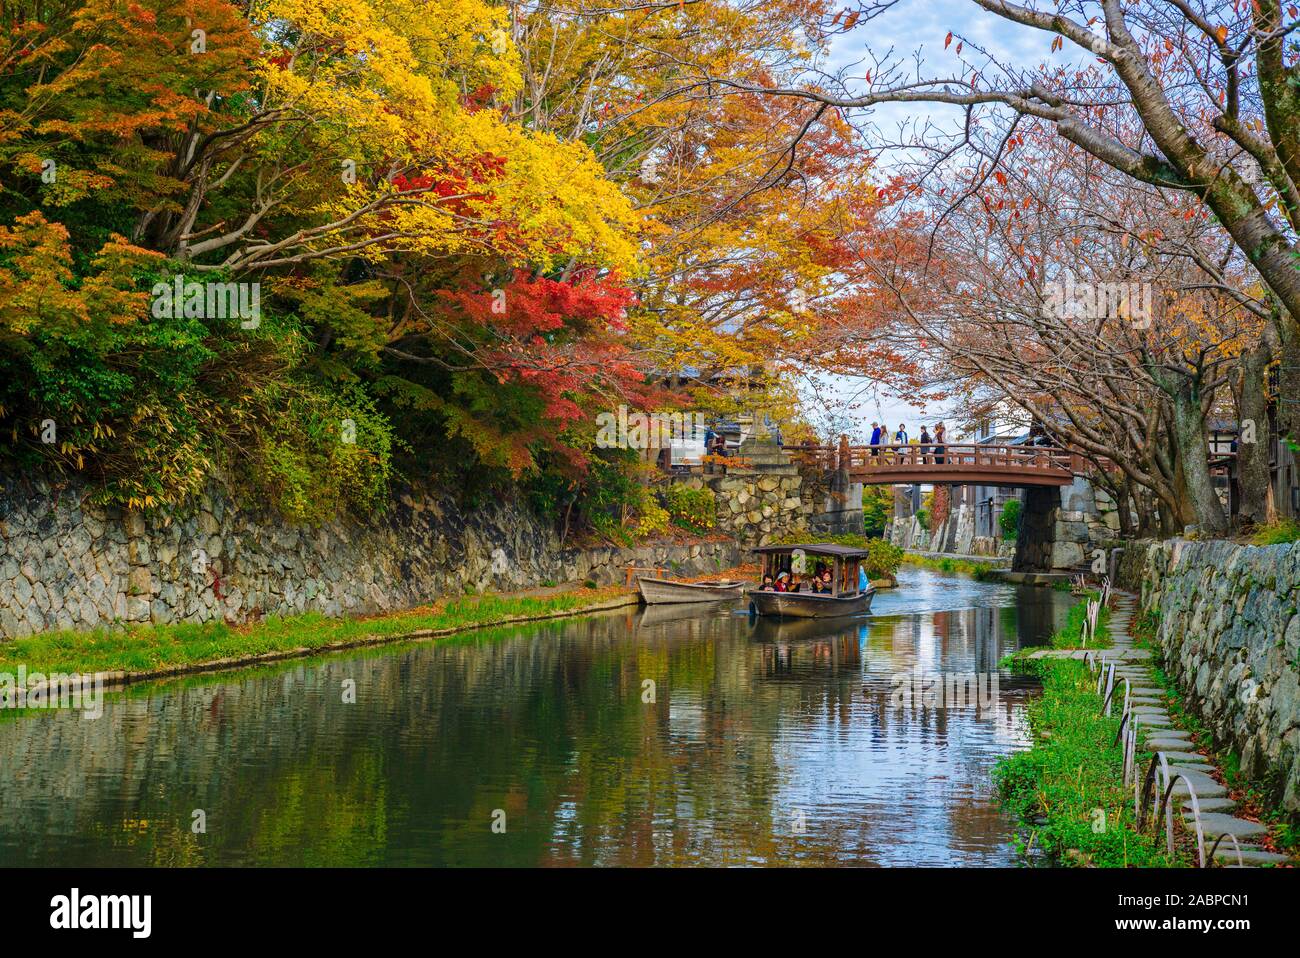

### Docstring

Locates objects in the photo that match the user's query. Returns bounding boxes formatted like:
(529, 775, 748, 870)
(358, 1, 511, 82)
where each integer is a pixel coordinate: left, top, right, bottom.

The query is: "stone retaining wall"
(1117, 538, 1300, 811)
(0, 476, 743, 639)
(675, 469, 807, 545)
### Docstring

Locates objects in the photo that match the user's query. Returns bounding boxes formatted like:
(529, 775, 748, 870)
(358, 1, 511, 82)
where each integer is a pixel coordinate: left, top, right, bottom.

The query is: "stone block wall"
(674, 468, 808, 546)
(0, 476, 742, 639)
(1118, 538, 1300, 811)
(1014, 477, 1124, 571)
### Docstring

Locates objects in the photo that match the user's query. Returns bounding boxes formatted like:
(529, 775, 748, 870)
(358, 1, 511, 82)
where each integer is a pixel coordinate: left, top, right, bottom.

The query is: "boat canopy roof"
(752, 543, 871, 559)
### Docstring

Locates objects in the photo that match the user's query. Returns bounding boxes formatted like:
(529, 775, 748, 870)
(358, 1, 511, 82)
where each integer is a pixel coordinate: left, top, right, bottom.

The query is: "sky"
(796, 0, 1071, 443)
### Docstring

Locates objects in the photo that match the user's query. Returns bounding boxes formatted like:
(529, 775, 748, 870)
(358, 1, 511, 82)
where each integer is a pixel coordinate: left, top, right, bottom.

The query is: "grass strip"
(0, 587, 632, 678)
(994, 599, 1185, 867)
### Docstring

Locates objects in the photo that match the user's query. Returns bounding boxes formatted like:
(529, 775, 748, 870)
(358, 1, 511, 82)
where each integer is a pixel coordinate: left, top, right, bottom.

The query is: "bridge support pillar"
(1013, 477, 1122, 572)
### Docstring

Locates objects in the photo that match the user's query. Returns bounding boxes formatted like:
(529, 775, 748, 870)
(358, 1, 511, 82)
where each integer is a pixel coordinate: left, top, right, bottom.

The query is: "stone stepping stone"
(1166, 768, 1227, 799)
(1212, 847, 1290, 866)
(1147, 740, 1197, 753)
(1184, 797, 1235, 813)
(1169, 761, 1217, 774)
(1161, 750, 1209, 763)
(1187, 813, 1268, 840)
(1143, 728, 1191, 739)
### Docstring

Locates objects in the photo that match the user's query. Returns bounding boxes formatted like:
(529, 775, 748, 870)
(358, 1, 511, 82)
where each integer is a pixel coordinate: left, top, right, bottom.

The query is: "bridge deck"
(784, 443, 1080, 487)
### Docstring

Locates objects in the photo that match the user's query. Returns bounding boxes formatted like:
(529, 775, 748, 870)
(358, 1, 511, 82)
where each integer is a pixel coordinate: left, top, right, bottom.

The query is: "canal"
(0, 568, 1075, 866)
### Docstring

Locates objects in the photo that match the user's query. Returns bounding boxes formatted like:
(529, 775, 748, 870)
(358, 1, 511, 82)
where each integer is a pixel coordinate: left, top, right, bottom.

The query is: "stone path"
(1100, 593, 1289, 867)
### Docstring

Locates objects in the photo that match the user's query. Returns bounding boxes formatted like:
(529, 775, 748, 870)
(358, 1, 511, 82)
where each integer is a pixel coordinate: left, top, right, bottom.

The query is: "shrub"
(661, 483, 716, 531)
(999, 498, 1022, 539)
(634, 498, 671, 537)
(1252, 519, 1300, 545)
(862, 538, 904, 579)
(914, 508, 930, 530)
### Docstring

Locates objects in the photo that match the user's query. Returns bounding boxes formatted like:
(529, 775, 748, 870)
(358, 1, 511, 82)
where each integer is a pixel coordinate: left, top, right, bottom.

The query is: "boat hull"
(637, 577, 746, 604)
(746, 588, 874, 619)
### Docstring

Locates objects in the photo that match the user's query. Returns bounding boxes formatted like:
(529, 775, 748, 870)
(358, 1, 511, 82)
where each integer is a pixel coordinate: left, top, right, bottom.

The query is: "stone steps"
(1098, 592, 1287, 867)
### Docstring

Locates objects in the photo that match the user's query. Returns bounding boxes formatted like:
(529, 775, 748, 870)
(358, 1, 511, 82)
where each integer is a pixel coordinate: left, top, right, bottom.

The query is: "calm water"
(0, 568, 1072, 867)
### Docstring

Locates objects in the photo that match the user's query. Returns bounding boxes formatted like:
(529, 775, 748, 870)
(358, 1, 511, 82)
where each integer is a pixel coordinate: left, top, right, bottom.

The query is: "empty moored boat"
(746, 543, 875, 619)
(637, 576, 746, 604)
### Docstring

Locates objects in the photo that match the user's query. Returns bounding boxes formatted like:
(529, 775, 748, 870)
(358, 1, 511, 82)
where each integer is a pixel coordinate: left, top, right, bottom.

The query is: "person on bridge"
(894, 424, 908, 461)
(933, 422, 946, 464)
(869, 422, 882, 457)
(919, 425, 932, 463)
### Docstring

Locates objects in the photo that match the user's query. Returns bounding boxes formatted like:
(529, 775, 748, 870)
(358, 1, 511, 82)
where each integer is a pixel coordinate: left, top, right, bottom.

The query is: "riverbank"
(901, 552, 1007, 580)
(996, 597, 1184, 866)
(0, 582, 645, 693)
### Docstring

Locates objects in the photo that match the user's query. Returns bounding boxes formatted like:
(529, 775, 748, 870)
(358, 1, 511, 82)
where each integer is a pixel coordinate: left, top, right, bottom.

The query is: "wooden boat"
(637, 576, 746, 604)
(636, 599, 738, 627)
(746, 543, 876, 619)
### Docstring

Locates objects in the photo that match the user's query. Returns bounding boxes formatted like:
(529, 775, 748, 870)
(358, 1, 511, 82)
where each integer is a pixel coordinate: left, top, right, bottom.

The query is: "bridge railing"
(783, 442, 1080, 476)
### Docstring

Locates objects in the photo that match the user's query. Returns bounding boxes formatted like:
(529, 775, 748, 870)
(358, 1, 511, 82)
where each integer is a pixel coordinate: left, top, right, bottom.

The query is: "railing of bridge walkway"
(782, 438, 1082, 476)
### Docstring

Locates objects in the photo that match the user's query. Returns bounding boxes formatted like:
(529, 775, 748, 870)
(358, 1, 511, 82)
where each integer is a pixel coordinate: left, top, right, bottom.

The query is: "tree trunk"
(1236, 332, 1277, 527)
(1116, 476, 1135, 538)
(1168, 378, 1229, 534)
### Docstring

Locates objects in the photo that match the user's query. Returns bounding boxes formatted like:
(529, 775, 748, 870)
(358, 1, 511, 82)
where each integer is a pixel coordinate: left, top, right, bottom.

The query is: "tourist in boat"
(774, 571, 790, 592)
(813, 570, 833, 594)
(788, 573, 805, 593)
(759, 574, 776, 591)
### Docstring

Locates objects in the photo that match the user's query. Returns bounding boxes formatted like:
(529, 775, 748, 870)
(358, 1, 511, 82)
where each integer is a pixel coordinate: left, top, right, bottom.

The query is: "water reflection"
(0, 568, 1072, 867)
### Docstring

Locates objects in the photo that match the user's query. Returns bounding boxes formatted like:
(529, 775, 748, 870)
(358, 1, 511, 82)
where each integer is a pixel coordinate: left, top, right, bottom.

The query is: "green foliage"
(247, 385, 396, 523)
(634, 496, 671, 537)
(0, 246, 395, 518)
(1252, 519, 1300, 545)
(861, 484, 892, 537)
(574, 452, 641, 544)
(994, 658, 1182, 867)
(999, 498, 1022, 539)
(914, 508, 930, 530)
(660, 483, 717, 532)
(862, 538, 903, 579)
(900, 553, 1004, 579)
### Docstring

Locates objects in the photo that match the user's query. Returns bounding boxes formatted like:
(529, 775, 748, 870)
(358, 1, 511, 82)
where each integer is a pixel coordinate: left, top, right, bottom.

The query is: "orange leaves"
(945, 31, 953, 49)
(1051, 36, 1063, 53)
(994, 170, 1007, 186)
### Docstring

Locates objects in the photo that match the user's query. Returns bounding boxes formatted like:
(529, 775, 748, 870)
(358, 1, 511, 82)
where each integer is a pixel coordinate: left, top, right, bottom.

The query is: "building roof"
(752, 543, 873, 558)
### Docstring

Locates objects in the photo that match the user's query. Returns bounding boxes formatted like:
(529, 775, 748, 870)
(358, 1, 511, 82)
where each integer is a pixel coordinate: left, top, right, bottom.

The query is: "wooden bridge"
(783, 440, 1083, 487)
